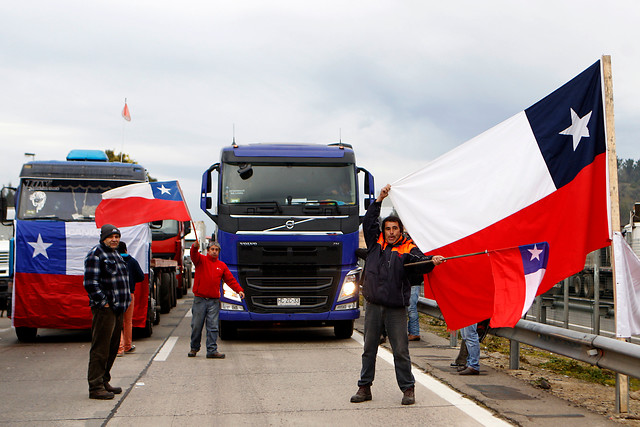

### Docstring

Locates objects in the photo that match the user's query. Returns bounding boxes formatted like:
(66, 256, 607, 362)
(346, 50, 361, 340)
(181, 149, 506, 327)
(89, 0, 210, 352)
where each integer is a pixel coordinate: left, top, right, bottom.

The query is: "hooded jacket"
(361, 201, 433, 307)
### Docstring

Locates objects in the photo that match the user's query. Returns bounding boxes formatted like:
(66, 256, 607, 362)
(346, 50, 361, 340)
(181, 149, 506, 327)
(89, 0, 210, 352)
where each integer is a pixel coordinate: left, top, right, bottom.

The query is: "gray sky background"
(1, 1, 638, 231)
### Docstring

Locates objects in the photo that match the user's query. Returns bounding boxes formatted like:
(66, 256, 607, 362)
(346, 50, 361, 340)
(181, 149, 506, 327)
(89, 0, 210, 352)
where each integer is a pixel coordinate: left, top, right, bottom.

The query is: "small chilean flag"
(122, 101, 131, 121)
(489, 242, 549, 327)
(95, 181, 191, 228)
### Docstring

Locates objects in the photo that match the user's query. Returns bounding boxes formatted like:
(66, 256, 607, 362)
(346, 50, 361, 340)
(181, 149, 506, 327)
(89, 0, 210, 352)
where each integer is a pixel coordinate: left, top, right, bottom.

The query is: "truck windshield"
(221, 164, 356, 205)
(17, 179, 128, 221)
(151, 219, 180, 240)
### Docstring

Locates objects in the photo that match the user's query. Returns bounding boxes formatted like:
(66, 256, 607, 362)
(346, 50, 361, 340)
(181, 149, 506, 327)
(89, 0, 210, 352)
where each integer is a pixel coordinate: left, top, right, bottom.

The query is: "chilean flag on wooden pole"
(391, 59, 612, 330)
(95, 180, 191, 228)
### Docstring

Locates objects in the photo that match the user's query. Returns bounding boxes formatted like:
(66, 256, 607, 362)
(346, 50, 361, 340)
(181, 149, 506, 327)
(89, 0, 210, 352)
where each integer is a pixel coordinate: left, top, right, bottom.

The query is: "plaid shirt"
(84, 242, 131, 313)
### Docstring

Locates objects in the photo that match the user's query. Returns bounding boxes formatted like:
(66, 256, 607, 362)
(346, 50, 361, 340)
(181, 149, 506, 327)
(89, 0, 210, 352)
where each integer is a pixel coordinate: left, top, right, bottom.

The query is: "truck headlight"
(337, 267, 361, 302)
(223, 282, 242, 302)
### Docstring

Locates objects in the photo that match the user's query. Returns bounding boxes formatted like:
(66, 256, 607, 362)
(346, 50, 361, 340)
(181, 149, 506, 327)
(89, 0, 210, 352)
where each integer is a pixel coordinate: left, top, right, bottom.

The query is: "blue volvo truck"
(200, 142, 375, 338)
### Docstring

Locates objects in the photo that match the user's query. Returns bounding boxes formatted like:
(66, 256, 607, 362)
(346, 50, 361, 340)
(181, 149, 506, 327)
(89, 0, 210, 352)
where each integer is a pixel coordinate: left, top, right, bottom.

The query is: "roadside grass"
(421, 315, 640, 391)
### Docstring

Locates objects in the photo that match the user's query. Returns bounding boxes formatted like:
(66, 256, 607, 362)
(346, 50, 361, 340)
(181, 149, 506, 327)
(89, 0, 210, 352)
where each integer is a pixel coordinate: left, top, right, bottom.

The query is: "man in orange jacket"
(188, 240, 244, 359)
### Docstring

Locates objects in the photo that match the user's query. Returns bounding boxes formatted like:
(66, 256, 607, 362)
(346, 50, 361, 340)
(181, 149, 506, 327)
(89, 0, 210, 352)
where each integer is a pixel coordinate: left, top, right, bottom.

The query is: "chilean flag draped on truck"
(12, 222, 150, 329)
(390, 60, 611, 330)
(95, 180, 191, 228)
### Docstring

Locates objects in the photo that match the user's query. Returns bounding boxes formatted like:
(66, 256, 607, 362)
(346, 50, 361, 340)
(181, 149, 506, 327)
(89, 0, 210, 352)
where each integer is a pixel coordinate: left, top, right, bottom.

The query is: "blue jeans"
(461, 323, 480, 370)
(407, 285, 420, 336)
(190, 297, 220, 355)
(358, 301, 415, 391)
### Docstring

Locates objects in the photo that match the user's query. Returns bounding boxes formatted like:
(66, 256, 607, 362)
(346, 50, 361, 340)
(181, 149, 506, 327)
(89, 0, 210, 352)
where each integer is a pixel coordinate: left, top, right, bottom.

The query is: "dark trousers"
(358, 301, 415, 391)
(88, 306, 123, 392)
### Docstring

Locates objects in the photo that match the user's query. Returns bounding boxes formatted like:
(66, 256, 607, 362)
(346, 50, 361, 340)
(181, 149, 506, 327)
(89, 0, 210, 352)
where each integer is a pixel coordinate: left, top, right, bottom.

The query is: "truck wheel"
(16, 327, 37, 342)
(582, 275, 594, 299)
(571, 275, 582, 297)
(159, 272, 172, 314)
(219, 320, 238, 340)
(186, 265, 192, 289)
(334, 320, 354, 339)
(170, 273, 177, 307)
(176, 272, 184, 300)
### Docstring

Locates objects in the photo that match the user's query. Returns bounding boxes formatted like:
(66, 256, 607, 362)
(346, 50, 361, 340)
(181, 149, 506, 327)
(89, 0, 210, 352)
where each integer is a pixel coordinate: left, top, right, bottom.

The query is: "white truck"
(183, 220, 206, 278)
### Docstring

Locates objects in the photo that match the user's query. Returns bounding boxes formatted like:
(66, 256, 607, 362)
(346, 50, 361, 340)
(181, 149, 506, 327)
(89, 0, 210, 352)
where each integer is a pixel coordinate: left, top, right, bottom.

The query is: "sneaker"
(116, 352, 124, 357)
(89, 389, 115, 400)
(124, 345, 136, 354)
(188, 350, 198, 357)
(103, 382, 122, 394)
(206, 352, 225, 359)
(408, 334, 420, 341)
(350, 385, 372, 403)
(401, 386, 415, 405)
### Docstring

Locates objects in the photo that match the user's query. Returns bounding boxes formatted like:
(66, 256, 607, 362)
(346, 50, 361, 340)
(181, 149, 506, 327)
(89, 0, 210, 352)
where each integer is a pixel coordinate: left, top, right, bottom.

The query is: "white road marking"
(153, 336, 179, 362)
(352, 332, 510, 427)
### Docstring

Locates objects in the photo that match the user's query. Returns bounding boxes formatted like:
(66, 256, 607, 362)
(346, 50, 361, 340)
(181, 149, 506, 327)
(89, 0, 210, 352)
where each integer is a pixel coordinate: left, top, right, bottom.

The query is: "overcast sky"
(1, 1, 638, 230)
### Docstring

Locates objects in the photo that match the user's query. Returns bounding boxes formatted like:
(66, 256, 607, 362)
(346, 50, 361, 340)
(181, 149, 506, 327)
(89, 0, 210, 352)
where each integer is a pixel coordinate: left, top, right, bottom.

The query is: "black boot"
(350, 385, 372, 403)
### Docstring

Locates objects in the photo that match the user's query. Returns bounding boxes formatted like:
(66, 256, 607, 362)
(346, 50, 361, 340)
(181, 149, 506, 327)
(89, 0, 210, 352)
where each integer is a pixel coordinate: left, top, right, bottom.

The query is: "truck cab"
(201, 142, 375, 339)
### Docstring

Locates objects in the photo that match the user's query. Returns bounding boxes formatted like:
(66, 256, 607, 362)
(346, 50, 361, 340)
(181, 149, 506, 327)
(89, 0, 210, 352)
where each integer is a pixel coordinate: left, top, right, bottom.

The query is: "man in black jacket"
(351, 184, 444, 406)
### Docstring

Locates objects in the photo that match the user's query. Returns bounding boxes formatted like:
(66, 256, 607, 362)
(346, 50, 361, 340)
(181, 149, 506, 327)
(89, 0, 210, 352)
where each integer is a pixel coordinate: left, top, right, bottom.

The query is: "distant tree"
(104, 149, 157, 182)
(617, 157, 640, 227)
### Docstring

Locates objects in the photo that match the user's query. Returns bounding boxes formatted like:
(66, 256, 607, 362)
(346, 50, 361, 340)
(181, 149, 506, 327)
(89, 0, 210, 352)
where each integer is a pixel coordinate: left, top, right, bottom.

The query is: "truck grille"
(241, 272, 338, 313)
(0, 251, 8, 277)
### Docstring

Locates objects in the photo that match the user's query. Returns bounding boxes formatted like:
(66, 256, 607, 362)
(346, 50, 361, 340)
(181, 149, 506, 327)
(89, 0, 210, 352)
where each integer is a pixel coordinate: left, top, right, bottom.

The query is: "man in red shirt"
(188, 240, 244, 359)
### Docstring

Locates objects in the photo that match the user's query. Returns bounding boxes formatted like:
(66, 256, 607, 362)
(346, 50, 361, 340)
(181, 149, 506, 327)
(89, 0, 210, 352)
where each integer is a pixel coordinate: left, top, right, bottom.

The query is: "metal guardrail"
(417, 297, 640, 379)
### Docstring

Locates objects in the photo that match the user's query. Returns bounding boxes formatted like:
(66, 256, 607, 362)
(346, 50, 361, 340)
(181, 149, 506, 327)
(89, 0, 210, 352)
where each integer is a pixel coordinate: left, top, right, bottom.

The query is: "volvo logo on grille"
(285, 220, 295, 229)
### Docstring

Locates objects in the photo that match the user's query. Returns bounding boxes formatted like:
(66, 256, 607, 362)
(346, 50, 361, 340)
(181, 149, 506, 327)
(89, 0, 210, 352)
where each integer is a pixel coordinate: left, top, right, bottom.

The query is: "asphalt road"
(0, 295, 509, 426)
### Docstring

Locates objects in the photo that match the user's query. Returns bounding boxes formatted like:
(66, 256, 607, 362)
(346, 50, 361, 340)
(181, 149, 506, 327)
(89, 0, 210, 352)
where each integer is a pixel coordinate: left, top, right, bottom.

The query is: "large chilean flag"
(390, 60, 610, 330)
(12, 222, 151, 329)
(95, 180, 191, 228)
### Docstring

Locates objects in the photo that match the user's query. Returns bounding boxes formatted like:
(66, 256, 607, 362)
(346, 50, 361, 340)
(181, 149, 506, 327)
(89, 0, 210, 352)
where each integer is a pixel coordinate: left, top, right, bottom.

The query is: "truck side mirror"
(184, 221, 192, 235)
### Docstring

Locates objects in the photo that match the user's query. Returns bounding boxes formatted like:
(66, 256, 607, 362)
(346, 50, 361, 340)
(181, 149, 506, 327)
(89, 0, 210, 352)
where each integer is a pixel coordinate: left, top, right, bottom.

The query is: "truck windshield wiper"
(232, 201, 282, 214)
(305, 200, 341, 214)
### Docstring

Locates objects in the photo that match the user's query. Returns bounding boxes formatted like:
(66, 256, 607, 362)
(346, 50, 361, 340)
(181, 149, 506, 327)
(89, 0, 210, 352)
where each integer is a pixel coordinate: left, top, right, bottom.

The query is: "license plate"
(277, 297, 300, 306)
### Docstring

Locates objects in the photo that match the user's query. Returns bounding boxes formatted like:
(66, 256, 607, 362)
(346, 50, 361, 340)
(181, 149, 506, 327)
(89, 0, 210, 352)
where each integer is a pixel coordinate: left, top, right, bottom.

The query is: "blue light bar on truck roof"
(66, 150, 109, 162)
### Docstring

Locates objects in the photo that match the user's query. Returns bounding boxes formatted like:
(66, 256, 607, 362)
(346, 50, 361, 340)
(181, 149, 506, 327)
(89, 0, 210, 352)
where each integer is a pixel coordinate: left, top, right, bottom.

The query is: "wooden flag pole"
(603, 55, 628, 414)
(404, 250, 488, 267)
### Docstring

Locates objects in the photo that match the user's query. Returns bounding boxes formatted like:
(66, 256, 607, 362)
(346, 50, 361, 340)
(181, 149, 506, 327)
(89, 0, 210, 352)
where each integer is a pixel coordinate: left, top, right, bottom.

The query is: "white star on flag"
(528, 244, 543, 261)
(158, 185, 171, 195)
(559, 108, 592, 151)
(28, 234, 53, 259)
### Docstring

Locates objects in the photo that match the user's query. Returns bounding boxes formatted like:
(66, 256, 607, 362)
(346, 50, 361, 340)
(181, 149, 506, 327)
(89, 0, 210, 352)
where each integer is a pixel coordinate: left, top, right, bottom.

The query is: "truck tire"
(582, 275, 594, 299)
(15, 327, 37, 342)
(334, 320, 354, 339)
(571, 275, 582, 297)
(170, 272, 177, 307)
(176, 272, 183, 300)
(159, 272, 172, 314)
(219, 320, 238, 340)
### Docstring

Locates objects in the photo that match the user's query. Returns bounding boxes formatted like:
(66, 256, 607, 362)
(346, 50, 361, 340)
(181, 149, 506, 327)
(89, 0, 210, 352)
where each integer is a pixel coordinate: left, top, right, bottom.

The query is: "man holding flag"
(351, 184, 444, 406)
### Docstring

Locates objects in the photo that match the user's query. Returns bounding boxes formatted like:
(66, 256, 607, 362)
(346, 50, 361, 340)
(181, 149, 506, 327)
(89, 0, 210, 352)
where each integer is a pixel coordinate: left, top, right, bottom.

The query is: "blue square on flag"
(525, 61, 606, 189)
(518, 242, 549, 275)
(150, 181, 183, 201)
(15, 221, 67, 275)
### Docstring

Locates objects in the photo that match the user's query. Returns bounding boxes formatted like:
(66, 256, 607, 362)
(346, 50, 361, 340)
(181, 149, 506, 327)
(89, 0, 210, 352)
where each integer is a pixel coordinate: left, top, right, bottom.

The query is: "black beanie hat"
(100, 224, 121, 242)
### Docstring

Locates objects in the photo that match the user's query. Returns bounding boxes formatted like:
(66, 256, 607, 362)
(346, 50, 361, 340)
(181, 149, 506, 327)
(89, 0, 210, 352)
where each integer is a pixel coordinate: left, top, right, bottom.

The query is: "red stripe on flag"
(12, 273, 92, 329)
(95, 197, 190, 228)
(424, 153, 609, 330)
